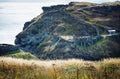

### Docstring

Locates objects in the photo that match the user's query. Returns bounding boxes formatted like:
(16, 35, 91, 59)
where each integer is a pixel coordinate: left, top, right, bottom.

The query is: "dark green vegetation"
(15, 1, 120, 60)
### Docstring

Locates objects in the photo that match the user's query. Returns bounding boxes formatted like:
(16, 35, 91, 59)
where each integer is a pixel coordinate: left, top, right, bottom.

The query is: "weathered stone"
(15, 1, 120, 60)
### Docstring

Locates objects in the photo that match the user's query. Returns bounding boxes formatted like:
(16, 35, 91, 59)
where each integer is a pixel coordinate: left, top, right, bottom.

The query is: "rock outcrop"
(15, 1, 120, 60)
(0, 44, 19, 56)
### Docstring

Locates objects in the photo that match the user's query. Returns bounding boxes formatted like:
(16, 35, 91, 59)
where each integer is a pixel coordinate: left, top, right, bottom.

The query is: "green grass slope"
(1, 50, 38, 60)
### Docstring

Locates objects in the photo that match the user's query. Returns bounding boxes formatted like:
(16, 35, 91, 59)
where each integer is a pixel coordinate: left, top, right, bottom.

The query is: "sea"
(0, 2, 68, 44)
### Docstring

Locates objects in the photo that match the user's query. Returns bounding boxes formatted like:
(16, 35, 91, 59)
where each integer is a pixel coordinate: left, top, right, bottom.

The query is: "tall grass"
(0, 57, 120, 79)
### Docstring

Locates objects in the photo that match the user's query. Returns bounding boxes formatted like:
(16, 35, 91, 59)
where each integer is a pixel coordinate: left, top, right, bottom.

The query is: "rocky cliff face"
(15, 1, 120, 60)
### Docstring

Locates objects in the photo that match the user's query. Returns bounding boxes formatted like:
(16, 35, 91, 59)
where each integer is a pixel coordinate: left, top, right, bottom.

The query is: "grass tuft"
(0, 57, 120, 79)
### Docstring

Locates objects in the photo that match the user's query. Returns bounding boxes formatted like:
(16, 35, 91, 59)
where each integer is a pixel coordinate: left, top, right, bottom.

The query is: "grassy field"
(0, 57, 120, 79)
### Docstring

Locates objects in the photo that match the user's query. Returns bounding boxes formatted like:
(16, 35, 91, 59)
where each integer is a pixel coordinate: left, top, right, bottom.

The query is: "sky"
(0, 0, 120, 3)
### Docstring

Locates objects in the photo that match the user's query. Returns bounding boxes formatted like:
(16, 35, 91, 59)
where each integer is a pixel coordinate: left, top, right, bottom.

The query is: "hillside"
(0, 44, 38, 60)
(15, 1, 120, 60)
(0, 44, 19, 56)
(0, 57, 120, 79)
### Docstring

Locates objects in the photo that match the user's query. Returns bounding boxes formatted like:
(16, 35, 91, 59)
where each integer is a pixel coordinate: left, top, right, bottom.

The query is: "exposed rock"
(0, 44, 19, 56)
(23, 21, 32, 30)
(15, 1, 120, 60)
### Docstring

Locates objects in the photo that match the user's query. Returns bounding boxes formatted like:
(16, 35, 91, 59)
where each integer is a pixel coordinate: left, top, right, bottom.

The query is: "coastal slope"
(15, 1, 120, 60)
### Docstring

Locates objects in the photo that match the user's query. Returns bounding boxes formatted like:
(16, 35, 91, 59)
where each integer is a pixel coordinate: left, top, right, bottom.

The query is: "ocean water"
(0, 2, 68, 44)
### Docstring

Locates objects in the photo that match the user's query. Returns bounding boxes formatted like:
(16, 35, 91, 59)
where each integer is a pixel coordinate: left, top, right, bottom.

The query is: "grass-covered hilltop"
(15, 1, 120, 60)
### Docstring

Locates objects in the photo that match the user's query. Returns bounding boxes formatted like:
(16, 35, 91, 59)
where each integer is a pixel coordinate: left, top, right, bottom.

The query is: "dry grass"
(0, 57, 120, 79)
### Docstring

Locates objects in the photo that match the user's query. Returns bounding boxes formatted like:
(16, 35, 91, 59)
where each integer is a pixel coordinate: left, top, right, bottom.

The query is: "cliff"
(15, 1, 120, 60)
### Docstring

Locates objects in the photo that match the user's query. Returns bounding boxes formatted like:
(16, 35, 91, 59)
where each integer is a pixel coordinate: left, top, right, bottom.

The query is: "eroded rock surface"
(15, 1, 120, 60)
